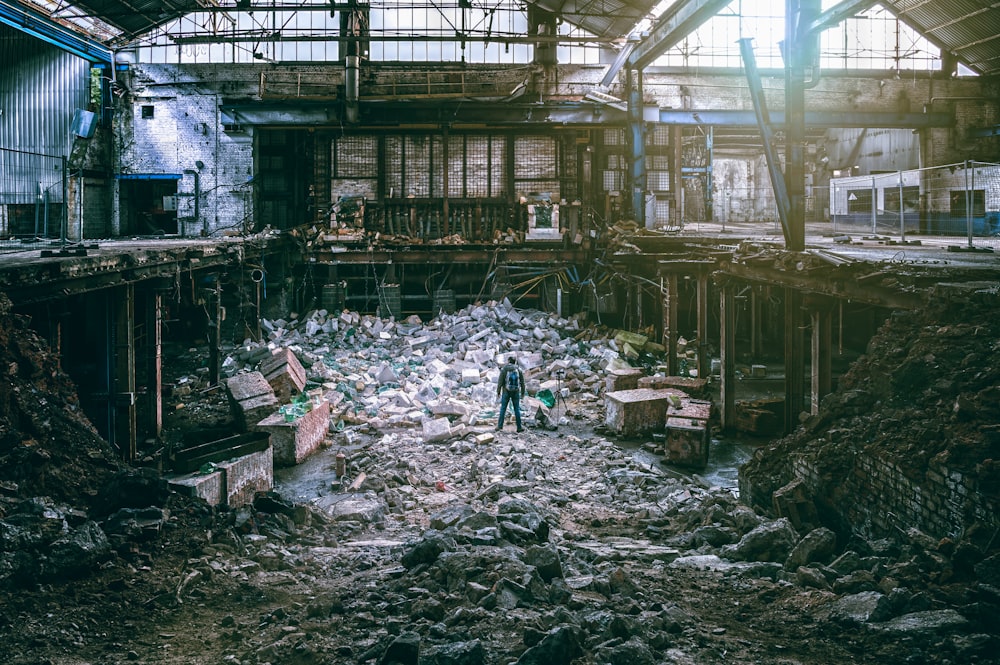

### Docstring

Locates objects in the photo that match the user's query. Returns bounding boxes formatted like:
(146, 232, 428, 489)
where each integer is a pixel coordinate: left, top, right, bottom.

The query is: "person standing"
(496, 356, 525, 432)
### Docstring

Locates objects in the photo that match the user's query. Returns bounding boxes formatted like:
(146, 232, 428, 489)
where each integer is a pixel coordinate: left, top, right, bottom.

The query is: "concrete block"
(664, 417, 710, 469)
(461, 368, 481, 384)
(166, 443, 273, 508)
(422, 416, 453, 443)
(374, 363, 398, 385)
(168, 470, 224, 506)
(605, 367, 643, 392)
(260, 347, 307, 402)
(256, 400, 330, 466)
(215, 445, 273, 508)
(604, 388, 686, 437)
(226, 372, 279, 431)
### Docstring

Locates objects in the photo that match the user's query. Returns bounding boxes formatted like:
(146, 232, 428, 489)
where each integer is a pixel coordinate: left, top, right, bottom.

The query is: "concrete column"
(810, 303, 833, 415)
(696, 271, 709, 380)
(784, 287, 805, 433)
(719, 283, 736, 430)
(662, 273, 679, 377)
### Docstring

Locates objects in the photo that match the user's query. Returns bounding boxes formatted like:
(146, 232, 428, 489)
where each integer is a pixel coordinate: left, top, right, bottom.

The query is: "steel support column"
(114, 284, 137, 462)
(784, 0, 818, 252)
(628, 68, 647, 224)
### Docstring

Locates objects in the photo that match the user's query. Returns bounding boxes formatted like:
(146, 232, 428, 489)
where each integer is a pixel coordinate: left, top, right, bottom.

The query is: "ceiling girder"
(0, 0, 112, 62)
(627, 0, 731, 71)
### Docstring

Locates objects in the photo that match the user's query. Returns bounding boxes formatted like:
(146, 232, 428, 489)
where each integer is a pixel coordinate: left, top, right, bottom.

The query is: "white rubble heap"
(225, 298, 625, 442)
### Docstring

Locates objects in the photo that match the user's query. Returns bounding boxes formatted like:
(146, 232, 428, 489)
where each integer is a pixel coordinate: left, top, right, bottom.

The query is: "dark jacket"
(497, 364, 524, 396)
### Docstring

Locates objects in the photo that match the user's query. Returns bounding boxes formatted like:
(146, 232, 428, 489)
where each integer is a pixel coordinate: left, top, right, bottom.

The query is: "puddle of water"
(624, 434, 762, 490)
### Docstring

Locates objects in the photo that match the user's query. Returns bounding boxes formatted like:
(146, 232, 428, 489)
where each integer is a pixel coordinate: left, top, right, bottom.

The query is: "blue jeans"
(497, 390, 522, 431)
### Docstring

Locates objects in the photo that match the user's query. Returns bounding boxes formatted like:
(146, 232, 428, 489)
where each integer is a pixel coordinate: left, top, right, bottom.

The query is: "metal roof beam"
(804, 0, 879, 36)
(0, 0, 112, 63)
(656, 109, 953, 128)
(627, 0, 730, 71)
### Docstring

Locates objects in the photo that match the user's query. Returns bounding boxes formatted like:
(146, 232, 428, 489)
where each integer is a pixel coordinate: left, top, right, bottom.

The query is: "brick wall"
(780, 452, 999, 543)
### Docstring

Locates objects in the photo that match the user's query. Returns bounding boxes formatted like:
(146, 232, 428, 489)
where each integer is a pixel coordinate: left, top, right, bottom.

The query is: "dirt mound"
(0, 294, 122, 507)
(741, 284, 1000, 538)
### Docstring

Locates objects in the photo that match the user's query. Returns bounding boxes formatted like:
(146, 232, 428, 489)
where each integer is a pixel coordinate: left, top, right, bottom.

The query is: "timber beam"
(716, 260, 927, 310)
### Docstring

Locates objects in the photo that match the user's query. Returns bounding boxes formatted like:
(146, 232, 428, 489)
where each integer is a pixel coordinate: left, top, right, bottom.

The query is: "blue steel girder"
(656, 109, 954, 129)
(0, 0, 112, 64)
(627, 0, 732, 71)
(738, 37, 793, 246)
(629, 69, 646, 223)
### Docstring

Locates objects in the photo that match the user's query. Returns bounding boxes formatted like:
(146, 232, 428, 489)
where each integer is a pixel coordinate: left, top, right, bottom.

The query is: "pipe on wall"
(345, 55, 359, 124)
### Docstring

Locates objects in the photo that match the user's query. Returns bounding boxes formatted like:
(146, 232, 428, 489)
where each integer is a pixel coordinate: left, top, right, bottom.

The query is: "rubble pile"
(0, 289, 998, 663)
(221, 299, 633, 437)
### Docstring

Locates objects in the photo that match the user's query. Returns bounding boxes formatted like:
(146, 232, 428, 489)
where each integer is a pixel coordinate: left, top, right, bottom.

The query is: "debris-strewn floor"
(0, 293, 997, 665)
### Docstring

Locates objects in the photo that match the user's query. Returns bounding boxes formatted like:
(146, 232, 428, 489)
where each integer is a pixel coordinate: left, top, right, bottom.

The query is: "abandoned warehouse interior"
(1, 0, 1000, 663)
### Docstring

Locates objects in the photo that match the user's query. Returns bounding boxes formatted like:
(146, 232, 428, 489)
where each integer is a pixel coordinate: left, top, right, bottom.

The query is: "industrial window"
(488, 136, 506, 198)
(333, 136, 377, 178)
(465, 136, 488, 198)
(447, 136, 465, 198)
(514, 136, 558, 197)
(885, 186, 919, 213)
(950, 190, 985, 216)
(846, 189, 872, 214)
(405, 136, 432, 197)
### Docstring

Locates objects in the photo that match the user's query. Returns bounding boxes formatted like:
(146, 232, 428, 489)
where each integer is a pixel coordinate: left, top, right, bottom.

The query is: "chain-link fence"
(0, 147, 68, 254)
(826, 161, 1000, 251)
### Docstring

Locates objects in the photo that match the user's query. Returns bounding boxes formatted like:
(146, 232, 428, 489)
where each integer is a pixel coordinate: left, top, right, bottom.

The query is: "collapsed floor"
(0, 288, 998, 665)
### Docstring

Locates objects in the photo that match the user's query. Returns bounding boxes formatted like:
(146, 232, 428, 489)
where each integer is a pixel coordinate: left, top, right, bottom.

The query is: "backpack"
(504, 366, 520, 393)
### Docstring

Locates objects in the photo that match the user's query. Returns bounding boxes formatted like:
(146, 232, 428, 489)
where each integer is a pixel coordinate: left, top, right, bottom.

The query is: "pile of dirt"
(0, 294, 122, 506)
(740, 283, 1000, 573)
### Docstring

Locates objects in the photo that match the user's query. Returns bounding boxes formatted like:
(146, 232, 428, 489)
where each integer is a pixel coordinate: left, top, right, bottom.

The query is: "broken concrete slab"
(422, 416, 454, 443)
(225, 371, 279, 431)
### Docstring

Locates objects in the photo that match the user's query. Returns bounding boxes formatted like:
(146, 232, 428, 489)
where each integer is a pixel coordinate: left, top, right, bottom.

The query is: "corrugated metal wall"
(0, 23, 91, 205)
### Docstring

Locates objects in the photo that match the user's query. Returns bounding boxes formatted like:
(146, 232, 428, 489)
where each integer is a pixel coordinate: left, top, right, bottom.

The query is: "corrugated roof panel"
(885, 0, 1000, 75)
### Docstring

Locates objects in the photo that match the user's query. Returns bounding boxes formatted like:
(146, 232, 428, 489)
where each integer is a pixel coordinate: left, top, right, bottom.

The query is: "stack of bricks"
(638, 375, 710, 399)
(256, 399, 331, 466)
(605, 367, 644, 393)
(260, 347, 307, 403)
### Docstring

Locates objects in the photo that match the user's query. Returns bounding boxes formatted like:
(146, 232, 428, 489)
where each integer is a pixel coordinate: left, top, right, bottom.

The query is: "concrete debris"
(221, 299, 668, 453)
(3, 283, 999, 664)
